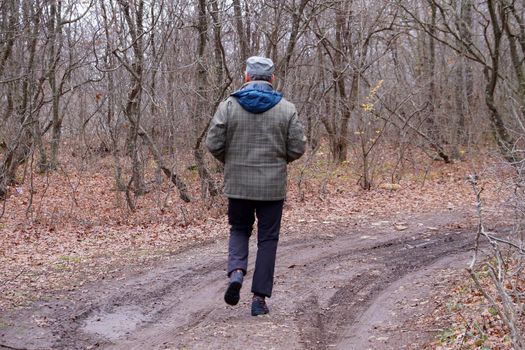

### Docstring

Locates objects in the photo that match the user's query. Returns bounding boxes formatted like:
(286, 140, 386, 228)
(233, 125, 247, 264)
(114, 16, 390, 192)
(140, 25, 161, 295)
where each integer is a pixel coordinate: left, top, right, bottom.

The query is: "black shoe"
(224, 270, 243, 306)
(251, 295, 269, 316)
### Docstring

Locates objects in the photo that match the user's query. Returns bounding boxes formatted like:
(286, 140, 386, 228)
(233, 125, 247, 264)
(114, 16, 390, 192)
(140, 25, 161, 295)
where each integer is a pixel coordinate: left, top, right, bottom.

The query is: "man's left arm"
(286, 110, 307, 163)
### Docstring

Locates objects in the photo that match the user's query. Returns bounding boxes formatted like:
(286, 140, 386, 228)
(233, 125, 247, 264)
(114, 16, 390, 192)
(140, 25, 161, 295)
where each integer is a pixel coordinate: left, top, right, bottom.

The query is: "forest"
(0, 0, 524, 349)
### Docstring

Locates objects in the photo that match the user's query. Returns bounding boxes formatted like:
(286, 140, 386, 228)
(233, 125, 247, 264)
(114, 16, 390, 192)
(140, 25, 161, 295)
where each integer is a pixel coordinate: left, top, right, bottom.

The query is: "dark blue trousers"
(227, 198, 284, 298)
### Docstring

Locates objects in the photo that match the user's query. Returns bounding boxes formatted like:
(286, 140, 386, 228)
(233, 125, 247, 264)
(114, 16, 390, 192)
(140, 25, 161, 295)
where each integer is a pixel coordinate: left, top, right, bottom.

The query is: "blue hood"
(231, 82, 283, 114)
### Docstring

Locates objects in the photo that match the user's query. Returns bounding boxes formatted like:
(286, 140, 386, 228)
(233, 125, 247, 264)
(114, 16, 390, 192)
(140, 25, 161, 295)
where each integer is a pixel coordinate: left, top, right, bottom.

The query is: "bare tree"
(398, 0, 520, 161)
(0, 0, 45, 198)
(232, 0, 248, 62)
(114, 0, 148, 197)
(453, 0, 474, 157)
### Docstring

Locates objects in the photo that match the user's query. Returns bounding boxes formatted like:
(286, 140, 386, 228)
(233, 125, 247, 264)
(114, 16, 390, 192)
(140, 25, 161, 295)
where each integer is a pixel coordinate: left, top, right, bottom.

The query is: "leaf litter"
(0, 150, 520, 349)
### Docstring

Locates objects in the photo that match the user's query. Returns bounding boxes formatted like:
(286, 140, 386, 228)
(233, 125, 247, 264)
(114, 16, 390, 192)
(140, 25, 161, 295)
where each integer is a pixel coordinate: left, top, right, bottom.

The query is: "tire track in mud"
(59, 257, 228, 349)
(0, 212, 475, 350)
(294, 233, 473, 349)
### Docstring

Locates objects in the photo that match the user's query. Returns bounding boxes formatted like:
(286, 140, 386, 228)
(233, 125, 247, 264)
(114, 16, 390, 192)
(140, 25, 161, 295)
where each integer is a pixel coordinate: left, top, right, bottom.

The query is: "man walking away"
(206, 56, 306, 316)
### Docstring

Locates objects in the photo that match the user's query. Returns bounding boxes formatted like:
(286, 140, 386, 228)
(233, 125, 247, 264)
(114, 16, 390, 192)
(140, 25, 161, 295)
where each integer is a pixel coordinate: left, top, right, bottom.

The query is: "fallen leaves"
(394, 222, 409, 231)
(415, 267, 520, 350)
(379, 183, 402, 190)
(0, 148, 519, 350)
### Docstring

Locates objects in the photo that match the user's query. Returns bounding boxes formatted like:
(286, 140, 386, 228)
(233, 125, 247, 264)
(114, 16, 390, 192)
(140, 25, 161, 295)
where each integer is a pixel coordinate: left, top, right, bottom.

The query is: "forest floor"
(0, 147, 519, 349)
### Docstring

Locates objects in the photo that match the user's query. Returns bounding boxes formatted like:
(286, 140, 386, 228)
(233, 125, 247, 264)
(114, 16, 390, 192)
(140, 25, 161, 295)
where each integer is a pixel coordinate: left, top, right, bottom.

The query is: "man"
(206, 56, 306, 316)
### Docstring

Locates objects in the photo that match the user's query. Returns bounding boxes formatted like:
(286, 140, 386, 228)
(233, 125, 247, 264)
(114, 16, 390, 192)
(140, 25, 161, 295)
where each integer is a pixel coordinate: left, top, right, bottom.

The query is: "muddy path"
(0, 211, 475, 350)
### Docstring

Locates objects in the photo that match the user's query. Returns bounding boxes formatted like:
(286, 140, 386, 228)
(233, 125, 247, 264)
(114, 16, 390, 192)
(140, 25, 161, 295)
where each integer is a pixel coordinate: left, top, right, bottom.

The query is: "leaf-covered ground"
(0, 147, 520, 348)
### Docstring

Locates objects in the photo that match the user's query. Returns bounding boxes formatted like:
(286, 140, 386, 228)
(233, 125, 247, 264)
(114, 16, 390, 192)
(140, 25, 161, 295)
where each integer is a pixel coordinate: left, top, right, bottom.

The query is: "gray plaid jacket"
(206, 94, 306, 200)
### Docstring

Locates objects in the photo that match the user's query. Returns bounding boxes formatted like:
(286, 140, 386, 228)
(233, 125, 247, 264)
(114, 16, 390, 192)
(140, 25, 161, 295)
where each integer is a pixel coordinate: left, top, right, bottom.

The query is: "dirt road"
(0, 211, 474, 350)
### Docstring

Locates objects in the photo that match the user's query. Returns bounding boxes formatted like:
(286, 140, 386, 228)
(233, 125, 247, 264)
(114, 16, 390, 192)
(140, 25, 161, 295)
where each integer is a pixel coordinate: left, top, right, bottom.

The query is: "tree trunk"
(332, 2, 352, 164)
(426, 1, 438, 140)
(232, 0, 248, 63)
(502, 0, 525, 129)
(453, 0, 474, 158)
(116, 0, 147, 195)
(484, 0, 516, 161)
(277, 0, 310, 90)
(138, 126, 191, 203)
(47, 0, 64, 171)
(193, 0, 219, 198)
(0, 2, 41, 197)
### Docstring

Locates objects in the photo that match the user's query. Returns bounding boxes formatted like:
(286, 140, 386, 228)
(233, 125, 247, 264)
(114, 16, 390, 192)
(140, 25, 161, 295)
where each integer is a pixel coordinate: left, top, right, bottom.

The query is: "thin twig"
(0, 269, 26, 289)
(0, 344, 51, 350)
(0, 194, 6, 220)
(468, 174, 483, 270)
(467, 173, 525, 348)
